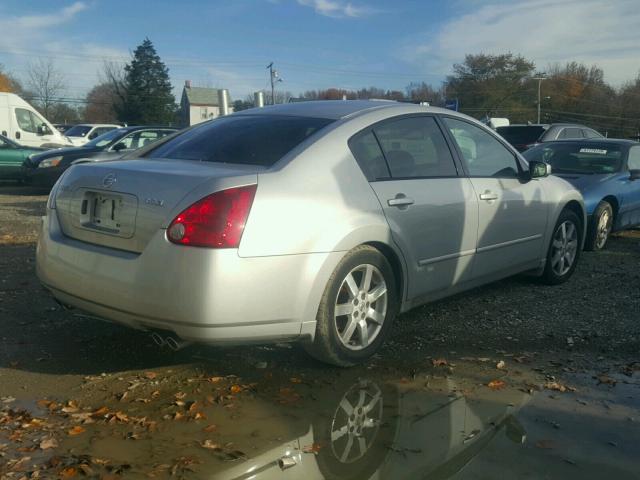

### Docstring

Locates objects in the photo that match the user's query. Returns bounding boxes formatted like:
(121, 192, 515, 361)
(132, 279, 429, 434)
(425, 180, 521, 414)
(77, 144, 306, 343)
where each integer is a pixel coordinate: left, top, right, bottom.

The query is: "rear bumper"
(36, 211, 344, 344)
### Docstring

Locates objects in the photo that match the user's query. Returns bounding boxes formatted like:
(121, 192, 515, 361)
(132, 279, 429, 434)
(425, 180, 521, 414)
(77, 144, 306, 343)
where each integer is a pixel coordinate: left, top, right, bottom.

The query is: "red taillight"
(167, 185, 257, 248)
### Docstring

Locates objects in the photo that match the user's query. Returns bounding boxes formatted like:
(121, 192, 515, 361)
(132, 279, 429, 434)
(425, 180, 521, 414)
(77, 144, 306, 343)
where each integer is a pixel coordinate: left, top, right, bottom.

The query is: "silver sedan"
(36, 101, 585, 366)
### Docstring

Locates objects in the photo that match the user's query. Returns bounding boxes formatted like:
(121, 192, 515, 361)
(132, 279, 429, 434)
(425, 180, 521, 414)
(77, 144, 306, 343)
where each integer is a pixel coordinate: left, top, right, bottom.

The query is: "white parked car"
(0, 92, 72, 148)
(64, 123, 120, 146)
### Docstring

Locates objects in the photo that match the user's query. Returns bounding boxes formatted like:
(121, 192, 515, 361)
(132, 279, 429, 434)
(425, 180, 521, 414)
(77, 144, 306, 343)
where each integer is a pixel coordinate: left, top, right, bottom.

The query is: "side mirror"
(529, 160, 551, 179)
(630, 169, 640, 181)
(112, 142, 127, 152)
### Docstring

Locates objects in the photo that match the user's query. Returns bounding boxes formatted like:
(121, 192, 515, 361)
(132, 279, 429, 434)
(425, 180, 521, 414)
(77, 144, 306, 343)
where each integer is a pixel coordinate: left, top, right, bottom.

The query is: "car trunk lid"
(54, 159, 260, 253)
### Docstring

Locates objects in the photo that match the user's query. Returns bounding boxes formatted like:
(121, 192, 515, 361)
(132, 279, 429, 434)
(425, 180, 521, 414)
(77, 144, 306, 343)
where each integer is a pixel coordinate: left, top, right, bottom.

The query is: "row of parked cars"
(0, 125, 178, 186)
(31, 100, 640, 366)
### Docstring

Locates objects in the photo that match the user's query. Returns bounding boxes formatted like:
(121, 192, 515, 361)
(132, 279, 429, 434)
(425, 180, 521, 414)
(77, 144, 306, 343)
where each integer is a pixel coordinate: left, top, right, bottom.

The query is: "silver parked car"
(37, 101, 586, 366)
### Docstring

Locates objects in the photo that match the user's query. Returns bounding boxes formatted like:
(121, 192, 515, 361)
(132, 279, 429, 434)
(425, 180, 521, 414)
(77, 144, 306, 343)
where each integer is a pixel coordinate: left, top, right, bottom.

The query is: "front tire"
(585, 201, 613, 251)
(304, 246, 398, 367)
(541, 209, 581, 285)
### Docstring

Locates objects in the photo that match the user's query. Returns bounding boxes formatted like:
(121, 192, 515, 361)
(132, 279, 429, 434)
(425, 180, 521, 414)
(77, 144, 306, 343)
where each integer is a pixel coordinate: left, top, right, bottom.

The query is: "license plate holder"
(77, 190, 137, 238)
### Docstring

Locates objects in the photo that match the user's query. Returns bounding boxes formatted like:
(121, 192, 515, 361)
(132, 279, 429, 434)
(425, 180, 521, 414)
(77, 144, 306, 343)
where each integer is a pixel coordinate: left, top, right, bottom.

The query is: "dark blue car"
(523, 139, 640, 250)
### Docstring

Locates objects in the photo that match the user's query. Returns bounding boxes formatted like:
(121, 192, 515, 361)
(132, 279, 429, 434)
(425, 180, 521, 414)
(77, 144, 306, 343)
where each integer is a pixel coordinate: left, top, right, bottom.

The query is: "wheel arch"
(601, 195, 620, 227)
(562, 199, 587, 249)
(364, 241, 407, 306)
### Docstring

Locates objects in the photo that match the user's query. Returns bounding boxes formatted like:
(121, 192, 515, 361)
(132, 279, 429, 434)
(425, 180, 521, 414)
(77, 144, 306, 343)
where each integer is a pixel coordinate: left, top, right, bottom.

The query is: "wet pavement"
(1, 185, 639, 479)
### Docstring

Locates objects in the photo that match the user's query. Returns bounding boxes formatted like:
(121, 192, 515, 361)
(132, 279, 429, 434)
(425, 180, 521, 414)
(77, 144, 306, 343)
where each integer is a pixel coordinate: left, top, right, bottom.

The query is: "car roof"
(541, 138, 640, 146)
(232, 100, 453, 120)
(118, 125, 179, 131)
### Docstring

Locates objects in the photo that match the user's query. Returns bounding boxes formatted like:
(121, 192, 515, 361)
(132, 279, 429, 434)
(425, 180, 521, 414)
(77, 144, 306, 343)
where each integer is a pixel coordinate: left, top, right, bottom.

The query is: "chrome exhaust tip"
(165, 336, 191, 351)
(150, 332, 165, 347)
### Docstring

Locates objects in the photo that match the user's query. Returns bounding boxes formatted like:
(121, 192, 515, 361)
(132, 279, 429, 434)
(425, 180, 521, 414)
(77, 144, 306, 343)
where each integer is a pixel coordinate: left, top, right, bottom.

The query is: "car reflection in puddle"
(211, 376, 528, 480)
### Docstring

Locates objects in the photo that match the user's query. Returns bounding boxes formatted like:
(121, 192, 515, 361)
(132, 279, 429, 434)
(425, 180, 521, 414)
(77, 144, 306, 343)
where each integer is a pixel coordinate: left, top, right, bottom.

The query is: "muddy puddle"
(3, 356, 640, 479)
(0, 356, 544, 479)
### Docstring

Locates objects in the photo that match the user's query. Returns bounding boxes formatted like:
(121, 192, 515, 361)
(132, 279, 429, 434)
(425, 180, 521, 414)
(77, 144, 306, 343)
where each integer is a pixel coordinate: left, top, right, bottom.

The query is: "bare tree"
(27, 58, 65, 118)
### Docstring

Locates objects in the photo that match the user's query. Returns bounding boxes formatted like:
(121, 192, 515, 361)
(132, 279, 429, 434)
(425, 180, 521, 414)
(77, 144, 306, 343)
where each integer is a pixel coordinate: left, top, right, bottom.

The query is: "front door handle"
(479, 191, 499, 201)
(387, 194, 415, 207)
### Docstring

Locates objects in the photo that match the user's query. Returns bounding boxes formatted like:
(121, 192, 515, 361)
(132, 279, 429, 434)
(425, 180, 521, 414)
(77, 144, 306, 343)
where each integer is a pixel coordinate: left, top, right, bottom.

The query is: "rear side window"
(628, 146, 640, 170)
(373, 116, 457, 178)
(583, 128, 602, 139)
(149, 115, 334, 167)
(349, 131, 390, 181)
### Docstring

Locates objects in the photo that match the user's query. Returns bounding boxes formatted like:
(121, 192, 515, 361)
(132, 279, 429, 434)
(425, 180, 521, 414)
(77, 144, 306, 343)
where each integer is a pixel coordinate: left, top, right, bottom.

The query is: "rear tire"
(541, 209, 581, 285)
(585, 201, 613, 251)
(304, 246, 398, 367)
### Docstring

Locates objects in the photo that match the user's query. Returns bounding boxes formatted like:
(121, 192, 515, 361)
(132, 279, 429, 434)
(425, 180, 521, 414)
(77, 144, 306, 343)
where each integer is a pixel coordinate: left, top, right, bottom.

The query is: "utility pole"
(266, 62, 282, 105)
(533, 73, 547, 124)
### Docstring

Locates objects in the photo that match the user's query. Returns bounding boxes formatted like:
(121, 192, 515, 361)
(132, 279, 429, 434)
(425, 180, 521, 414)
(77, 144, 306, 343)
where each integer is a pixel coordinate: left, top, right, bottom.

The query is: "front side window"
(15, 108, 36, 133)
(628, 146, 640, 170)
(148, 115, 334, 167)
(444, 117, 519, 177)
(373, 116, 457, 178)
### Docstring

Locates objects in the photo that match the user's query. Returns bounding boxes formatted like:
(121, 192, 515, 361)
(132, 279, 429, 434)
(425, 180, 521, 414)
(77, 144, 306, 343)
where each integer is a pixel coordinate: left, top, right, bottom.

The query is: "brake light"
(167, 185, 257, 248)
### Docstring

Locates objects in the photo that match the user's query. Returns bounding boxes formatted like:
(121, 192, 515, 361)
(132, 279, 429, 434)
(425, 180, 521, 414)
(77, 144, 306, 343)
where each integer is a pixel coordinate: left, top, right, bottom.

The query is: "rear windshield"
(147, 115, 334, 167)
(65, 125, 92, 137)
(497, 126, 546, 146)
(84, 128, 125, 148)
(523, 143, 623, 174)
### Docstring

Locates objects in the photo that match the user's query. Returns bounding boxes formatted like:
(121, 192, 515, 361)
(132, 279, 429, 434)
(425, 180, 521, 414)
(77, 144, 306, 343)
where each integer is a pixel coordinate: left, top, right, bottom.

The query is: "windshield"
(65, 125, 92, 137)
(83, 128, 125, 148)
(497, 126, 546, 146)
(147, 115, 334, 167)
(523, 143, 623, 174)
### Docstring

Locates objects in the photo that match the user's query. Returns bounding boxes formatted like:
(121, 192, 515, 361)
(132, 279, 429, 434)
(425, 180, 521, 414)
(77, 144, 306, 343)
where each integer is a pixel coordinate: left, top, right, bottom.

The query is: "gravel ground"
(1, 184, 639, 479)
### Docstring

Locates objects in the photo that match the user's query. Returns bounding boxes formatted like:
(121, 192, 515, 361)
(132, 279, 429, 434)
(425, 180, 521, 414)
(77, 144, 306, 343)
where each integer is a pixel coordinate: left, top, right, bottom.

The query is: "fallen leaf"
(208, 377, 224, 384)
(175, 392, 187, 400)
(544, 382, 576, 393)
(201, 440, 222, 451)
(67, 426, 85, 436)
(144, 372, 157, 380)
(290, 377, 303, 384)
(496, 360, 506, 369)
(203, 424, 217, 433)
(59, 467, 78, 477)
(39, 437, 58, 450)
(432, 358, 448, 367)
(92, 406, 109, 417)
(229, 385, 243, 394)
(487, 380, 506, 390)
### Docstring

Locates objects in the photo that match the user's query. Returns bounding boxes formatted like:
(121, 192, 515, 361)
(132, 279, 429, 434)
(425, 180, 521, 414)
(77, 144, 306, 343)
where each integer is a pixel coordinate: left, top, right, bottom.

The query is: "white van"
(0, 93, 72, 148)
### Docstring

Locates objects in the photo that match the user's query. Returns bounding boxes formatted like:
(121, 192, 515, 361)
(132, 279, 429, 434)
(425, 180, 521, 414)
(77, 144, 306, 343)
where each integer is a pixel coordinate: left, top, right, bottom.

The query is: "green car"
(0, 134, 44, 181)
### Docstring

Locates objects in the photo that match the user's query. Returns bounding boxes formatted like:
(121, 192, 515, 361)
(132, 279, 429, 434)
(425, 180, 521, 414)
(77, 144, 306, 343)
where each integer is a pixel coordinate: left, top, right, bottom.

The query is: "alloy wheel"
(551, 220, 579, 276)
(595, 209, 612, 249)
(329, 380, 383, 463)
(334, 264, 387, 351)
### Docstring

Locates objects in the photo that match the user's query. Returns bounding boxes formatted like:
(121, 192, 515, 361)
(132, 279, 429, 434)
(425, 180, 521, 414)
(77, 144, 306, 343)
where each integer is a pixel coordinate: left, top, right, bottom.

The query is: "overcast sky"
(1, 0, 639, 101)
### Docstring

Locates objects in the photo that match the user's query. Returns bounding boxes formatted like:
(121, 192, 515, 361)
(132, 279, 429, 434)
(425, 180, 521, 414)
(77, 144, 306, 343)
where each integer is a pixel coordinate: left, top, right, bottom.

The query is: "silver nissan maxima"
(37, 101, 585, 366)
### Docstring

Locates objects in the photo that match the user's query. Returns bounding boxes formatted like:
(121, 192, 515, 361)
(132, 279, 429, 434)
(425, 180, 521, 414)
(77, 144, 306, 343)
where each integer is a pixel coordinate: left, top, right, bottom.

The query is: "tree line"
(2, 43, 640, 138)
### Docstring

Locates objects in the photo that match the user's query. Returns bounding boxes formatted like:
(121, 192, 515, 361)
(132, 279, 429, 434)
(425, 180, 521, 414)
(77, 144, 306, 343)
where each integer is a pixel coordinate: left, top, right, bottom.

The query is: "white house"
(180, 80, 232, 126)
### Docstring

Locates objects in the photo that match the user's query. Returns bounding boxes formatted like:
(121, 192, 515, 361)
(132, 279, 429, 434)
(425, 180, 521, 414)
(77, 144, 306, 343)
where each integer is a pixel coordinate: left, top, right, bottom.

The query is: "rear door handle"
(479, 191, 499, 201)
(387, 195, 415, 207)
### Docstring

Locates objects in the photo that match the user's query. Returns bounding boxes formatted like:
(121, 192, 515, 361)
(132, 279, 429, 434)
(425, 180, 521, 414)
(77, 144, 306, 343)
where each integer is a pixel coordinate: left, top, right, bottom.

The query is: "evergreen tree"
(116, 38, 175, 124)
